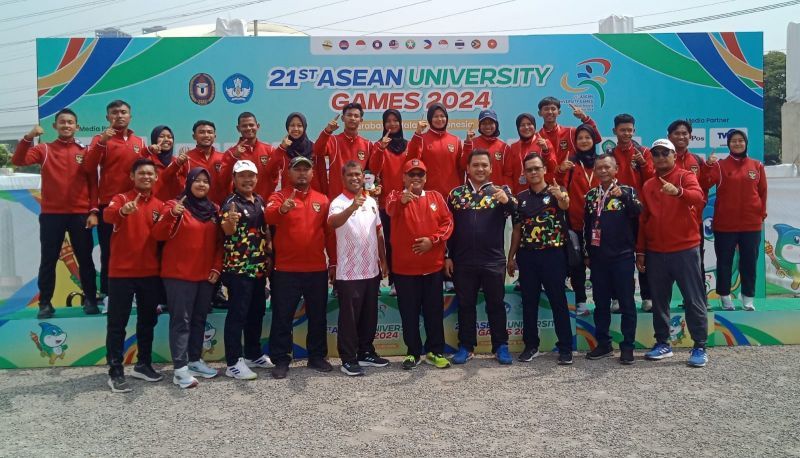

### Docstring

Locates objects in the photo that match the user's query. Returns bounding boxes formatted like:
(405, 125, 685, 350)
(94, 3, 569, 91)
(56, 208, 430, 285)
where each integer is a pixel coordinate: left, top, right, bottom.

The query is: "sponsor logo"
(709, 127, 748, 148)
(438, 39, 448, 49)
(372, 40, 382, 50)
(471, 39, 481, 49)
(389, 39, 399, 49)
(223, 73, 253, 104)
(688, 128, 707, 149)
(322, 40, 333, 51)
(487, 39, 498, 49)
(405, 39, 415, 49)
(560, 58, 612, 107)
(454, 39, 465, 49)
(423, 39, 432, 49)
(189, 73, 215, 105)
(259, 155, 268, 166)
(338, 40, 349, 50)
(355, 39, 366, 49)
(312, 202, 321, 212)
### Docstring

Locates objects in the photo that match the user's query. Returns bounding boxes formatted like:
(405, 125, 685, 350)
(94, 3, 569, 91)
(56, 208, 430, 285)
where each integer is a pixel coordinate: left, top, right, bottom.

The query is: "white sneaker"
(188, 359, 218, 378)
(225, 358, 257, 380)
(575, 302, 590, 316)
(742, 295, 755, 311)
(720, 295, 735, 311)
(390, 284, 397, 296)
(610, 299, 620, 313)
(172, 366, 199, 389)
(244, 354, 275, 369)
(641, 299, 652, 312)
(444, 281, 455, 293)
(102, 296, 109, 314)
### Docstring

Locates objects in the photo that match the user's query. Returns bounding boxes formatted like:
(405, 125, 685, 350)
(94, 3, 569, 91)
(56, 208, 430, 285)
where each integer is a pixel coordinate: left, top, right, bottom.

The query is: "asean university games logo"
(223, 73, 253, 104)
(560, 58, 612, 107)
(189, 73, 215, 105)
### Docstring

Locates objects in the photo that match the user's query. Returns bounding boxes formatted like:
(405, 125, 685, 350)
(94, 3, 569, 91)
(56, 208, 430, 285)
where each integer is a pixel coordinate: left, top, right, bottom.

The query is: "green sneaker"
(401, 355, 420, 370)
(425, 352, 451, 369)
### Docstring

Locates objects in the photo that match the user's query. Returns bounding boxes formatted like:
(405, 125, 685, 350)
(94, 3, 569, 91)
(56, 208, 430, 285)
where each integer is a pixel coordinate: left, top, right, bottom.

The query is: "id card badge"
(591, 228, 602, 246)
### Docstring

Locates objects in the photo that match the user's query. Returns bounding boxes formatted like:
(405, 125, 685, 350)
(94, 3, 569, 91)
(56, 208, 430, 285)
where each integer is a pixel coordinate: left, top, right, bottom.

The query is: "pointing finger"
(290, 189, 297, 199)
(659, 177, 668, 184)
(333, 114, 340, 121)
(179, 195, 187, 204)
(134, 193, 142, 203)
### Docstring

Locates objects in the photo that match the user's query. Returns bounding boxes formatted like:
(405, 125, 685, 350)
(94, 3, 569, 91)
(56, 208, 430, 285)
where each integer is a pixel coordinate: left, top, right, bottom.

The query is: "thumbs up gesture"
(325, 114, 340, 134)
(172, 195, 187, 216)
(659, 177, 679, 196)
(351, 189, 367, 210)
(121, 193, 141, 215)
(558, 158, 575, 173)
(233, 139, 248, 158)
(492, 186, 509, 204)
(548, 179, 563, 200)
(27, 125, 44, 139)
(280, 189, 297, 213)
(465, 123, 476, 142)
(536, 136, 549, 152)
(707, 150, 719, 165)
(609, 181, 622, 197)
(401, 182, 419, 204)
(226, 204, 241, 224)
(280, 136, 292, 150)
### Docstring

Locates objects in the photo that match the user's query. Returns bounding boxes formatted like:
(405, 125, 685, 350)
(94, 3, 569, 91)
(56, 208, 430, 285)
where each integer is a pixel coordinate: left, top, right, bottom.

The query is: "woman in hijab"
(146, 125, 182, 202)
(461, 109, 510, 186)
(153, 167, 223, 388)
(274, 112, 322, 192)
(368, 109, 409, 295)
(507, 113, 556, 194)
(702, 130, 767, 311)
(408, 103, 464, 198)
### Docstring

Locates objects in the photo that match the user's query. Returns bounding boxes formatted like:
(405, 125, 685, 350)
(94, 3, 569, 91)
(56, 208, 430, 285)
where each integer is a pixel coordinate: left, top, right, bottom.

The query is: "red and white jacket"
(83, 129, 147, 206)
(407, 130, 464, 197)
(701, 155, 767, 232)
(103, 190, 162, 278)
(153, 199, 223, 282)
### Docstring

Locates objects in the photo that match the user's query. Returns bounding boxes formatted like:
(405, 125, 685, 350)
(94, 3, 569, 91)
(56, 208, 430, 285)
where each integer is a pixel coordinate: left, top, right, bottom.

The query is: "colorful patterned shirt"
(513, 186, 567, 250)
(220, 192, 270, 278)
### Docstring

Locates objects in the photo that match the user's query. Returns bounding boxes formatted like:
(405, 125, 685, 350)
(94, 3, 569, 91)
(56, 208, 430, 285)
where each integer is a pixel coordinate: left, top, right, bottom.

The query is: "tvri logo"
(709, 128, 748, 148)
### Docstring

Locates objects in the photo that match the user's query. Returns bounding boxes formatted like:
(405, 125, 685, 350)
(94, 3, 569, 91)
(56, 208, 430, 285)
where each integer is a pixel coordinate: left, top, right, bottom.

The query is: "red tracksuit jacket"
(637, 167, 706, 254)
(265, 187, 336, 272)
(269, 145, 325, 194)
(83, 130, 147, 206)
(556, 162, 600, 232)
(314, 130, 373, 199)
(139, 149, 183, 202)
(103, 190, 162, 278)
(505, 136, 556, 194)
(612, 142, 655, 193)
(153, 199, 223, 282)
(537, 117, 600, 165)
(407, 130, 464, 197)
(172, 147, 227, 204)
(702, 155, 767, 232)
(368, 143, 408, 208)
(219, 140, 280, 199)
(385, 189, 453, 276)
(462, 136, 511, 187)
(13, 137, 97, 213)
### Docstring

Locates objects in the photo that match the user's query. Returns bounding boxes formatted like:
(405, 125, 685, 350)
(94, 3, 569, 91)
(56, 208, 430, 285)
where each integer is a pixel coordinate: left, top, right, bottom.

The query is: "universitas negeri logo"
(560, 58, 612, 107)
(189, 73, 215, 105)
(223, 73, 253, 104)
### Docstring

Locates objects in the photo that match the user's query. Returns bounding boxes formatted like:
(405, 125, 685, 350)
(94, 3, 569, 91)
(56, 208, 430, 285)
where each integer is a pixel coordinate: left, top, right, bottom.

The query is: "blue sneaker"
(644, 343, 673, 360)
(687, 347, 708, 367)
(451, 346, 473, 365)
(495, 344, 513, 365)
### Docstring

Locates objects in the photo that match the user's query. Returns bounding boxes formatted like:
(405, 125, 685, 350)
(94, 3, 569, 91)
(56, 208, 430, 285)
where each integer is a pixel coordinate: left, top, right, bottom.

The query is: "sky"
(0, 0, 797, 136)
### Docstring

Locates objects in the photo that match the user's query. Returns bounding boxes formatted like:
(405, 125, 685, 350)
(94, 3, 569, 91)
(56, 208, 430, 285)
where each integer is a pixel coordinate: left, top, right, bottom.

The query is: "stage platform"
(2, 288, 797, 369)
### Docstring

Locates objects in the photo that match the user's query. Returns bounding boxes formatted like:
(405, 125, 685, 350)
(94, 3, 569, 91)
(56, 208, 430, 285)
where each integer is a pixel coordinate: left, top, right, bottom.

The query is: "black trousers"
(269, 270, 329, 364)
(591, 255, 637, 349)
(106, 276, 160, 376)
(163, 278, 214, 369)
(646, 247, 708, 348)
(395, 271, 445, 357)
(97, 205, 113, 296)
(714, 230, 760, 298)
(453, 263, 508, 352)
(568, 231, 588, 304)
(222, 273, 267, 366)
(336, 275, 380, 363)
(38, 213, 96, 304)
(379, 209, 394, 285)
(516, 248, 573, 354)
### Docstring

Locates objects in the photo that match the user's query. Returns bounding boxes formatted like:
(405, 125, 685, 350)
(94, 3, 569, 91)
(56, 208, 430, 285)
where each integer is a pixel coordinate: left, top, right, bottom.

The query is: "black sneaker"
(340, 361, 365, 376)
(272, 363, 289, 379)
(308, 358, 333, 372)
(401, 355, 420, 370)
(586, 345, 613, 360)
(83, 297, 100, 315)
(37, 303, 55, 319)
(107, 375, 132, 393)
(518, 347, 541, 362)
(620, 348, 635, 365)
(131, 363, 164, 382)
(557, 352, 574, 365)
(358, 352, 389, 367)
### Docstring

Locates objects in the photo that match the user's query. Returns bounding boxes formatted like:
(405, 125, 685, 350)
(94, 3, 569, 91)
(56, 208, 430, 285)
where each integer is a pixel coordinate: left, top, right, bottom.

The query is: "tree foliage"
(763, 50, 785, 165)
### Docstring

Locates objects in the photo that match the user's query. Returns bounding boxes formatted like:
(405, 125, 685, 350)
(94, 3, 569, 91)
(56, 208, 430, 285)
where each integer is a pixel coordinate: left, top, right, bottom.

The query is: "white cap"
(232, 159, 258, 174)
(650, 138, 676, 151)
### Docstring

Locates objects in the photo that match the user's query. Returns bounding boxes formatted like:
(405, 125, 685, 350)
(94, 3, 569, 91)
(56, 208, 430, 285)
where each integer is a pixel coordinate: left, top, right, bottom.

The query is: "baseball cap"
(232, 159, 258, 174)
(289, 156, 313, 169)
(651, 139, 676, 151)
(403, 159, 427, 174)
(478, 109, 498, 124)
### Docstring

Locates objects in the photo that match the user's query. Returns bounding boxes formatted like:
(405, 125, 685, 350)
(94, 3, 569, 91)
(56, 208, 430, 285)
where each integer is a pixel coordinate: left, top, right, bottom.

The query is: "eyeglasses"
(406, 171, 426, 178)
(651, 149, 672, 158)
(524, 166, 545, 173)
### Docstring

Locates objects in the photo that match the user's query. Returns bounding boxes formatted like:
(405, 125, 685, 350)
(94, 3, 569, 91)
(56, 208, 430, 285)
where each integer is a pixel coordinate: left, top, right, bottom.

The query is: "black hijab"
(179, 167, 217, 223)
(426, 103, 448, 132)
(382, 109, 407, 154)
(574, 123, 599, 168)
(284, 112, 314, 159)
(515, 113, 537, 140)
(150, 125, 174, 167)
(726, 129, 748, 158)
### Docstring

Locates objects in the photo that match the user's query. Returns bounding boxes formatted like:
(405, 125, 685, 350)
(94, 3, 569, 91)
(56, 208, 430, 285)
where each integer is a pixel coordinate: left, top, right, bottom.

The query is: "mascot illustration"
(668, 315, 686, 344)
(30, 322, 68, 365)
(201, 322, 218, 356)
(767, 224, 800, 294)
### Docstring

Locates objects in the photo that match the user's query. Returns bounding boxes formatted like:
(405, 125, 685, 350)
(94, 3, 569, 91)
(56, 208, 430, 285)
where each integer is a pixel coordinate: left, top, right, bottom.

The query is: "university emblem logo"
(189, 73, 215, 105)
